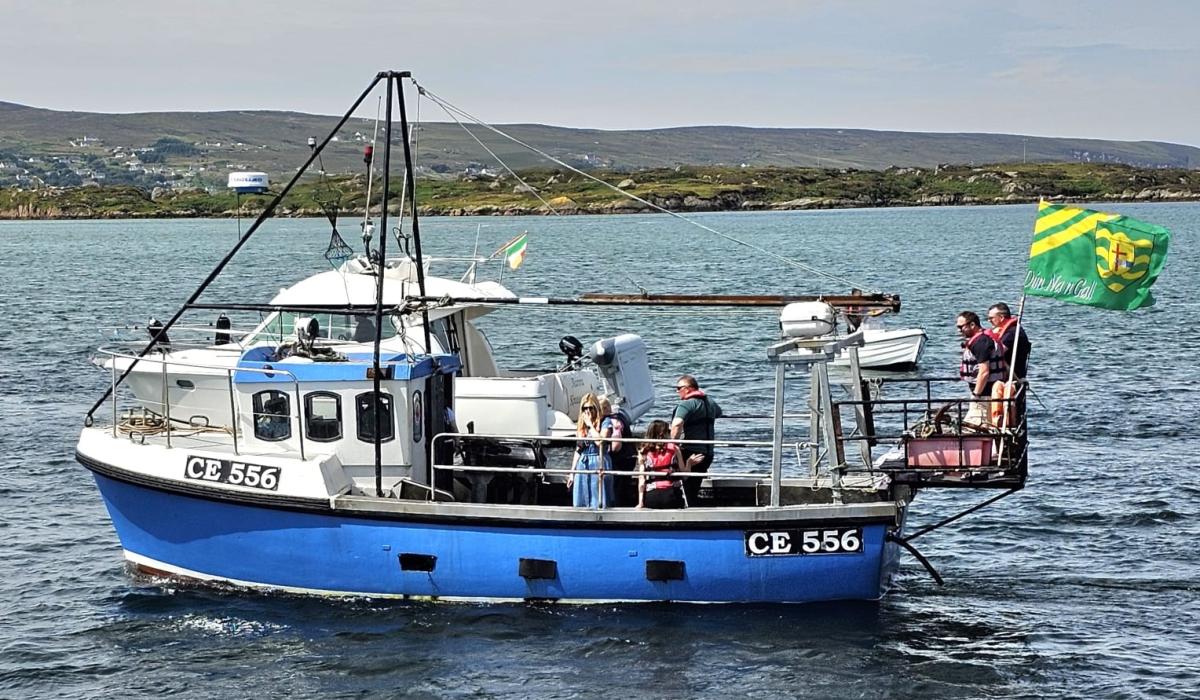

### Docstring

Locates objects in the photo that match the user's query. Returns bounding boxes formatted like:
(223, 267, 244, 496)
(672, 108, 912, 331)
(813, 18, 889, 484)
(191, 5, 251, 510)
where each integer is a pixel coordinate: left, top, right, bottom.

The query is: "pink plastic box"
(906, 437, 993, 467)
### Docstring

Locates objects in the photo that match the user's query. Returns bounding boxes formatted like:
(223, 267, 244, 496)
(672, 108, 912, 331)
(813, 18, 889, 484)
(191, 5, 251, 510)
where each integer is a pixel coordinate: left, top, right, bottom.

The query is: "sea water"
(1, 204, 1197, 698)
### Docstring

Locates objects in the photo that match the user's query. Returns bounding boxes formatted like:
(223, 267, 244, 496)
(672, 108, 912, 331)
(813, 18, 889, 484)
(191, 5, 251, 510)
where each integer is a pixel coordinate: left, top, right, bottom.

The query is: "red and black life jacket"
(642, 444, 681, 491)
(960, 330, 1004, 383)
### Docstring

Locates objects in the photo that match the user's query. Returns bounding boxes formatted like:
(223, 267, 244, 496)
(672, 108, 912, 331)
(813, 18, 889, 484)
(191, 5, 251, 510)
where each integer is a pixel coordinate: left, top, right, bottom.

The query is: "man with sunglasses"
(670, 375, 722, 505)
(957, 311, 1004, 411)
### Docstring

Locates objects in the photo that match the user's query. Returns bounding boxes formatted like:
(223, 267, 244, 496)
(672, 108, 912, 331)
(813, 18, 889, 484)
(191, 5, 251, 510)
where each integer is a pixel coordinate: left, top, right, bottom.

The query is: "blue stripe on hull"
(95, 473, 899, 603)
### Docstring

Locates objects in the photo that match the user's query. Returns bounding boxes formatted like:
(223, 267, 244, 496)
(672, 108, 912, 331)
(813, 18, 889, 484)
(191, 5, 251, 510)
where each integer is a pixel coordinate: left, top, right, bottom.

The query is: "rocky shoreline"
(3, 162, 1198, 219)
(3, 189, 1198, 220)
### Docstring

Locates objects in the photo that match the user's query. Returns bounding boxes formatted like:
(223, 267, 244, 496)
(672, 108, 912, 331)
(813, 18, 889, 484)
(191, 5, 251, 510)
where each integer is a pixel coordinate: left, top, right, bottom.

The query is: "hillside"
(0, 100, 1197, 195)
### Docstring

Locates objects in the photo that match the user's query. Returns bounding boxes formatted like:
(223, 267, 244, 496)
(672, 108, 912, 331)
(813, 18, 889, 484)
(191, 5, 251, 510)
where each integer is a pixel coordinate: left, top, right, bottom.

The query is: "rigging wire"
(430, 99, 565, 217)
(412, 81, 875, 293)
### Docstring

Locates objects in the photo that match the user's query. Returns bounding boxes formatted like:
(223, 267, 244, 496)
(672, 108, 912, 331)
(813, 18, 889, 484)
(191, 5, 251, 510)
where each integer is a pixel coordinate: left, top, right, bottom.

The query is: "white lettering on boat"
(744, 527, 863, 556)
(184, 455, 281, 491)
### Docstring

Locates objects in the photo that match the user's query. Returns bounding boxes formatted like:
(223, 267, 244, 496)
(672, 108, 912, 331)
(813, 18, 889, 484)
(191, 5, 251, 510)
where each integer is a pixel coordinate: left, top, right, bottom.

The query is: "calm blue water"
(2, 204, 1198, 698)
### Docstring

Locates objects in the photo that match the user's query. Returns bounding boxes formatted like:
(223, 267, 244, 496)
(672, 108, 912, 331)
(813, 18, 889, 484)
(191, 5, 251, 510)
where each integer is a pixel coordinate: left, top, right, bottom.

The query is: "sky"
(3, 0, 1197, 146)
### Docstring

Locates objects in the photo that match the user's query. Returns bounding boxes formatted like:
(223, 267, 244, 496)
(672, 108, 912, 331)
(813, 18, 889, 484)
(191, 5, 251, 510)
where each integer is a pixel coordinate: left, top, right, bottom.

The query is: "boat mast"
(396, 73, 436, 474)
(371, 72, 398, 496)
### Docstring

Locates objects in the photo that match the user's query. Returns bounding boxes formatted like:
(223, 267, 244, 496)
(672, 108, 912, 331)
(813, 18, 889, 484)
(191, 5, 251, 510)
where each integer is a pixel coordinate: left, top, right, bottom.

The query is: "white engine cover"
(589, 334, 655, 421)
(780, 302, 836, 338)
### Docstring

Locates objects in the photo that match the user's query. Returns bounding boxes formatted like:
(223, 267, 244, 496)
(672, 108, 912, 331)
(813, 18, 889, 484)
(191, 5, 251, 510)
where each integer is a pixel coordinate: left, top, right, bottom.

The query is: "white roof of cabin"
(268, 264, 515, 319)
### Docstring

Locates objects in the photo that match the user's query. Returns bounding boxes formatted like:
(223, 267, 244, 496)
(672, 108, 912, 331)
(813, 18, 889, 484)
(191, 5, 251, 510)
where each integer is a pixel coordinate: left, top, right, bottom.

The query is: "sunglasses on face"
(956, 323, 970, 330)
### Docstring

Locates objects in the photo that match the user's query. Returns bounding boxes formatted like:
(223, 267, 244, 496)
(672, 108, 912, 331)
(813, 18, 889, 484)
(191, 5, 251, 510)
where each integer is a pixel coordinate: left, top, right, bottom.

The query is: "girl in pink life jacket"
(638, 420, 686, 509)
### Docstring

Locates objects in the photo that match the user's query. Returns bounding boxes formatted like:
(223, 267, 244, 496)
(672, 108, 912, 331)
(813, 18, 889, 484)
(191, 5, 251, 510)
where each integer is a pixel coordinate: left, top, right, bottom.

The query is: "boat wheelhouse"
(101, 255, 608, 438)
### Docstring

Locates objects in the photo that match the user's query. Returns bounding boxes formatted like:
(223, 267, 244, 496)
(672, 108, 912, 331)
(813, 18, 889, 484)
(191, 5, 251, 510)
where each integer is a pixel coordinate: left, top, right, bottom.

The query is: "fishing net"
(322, 203, 355, 268)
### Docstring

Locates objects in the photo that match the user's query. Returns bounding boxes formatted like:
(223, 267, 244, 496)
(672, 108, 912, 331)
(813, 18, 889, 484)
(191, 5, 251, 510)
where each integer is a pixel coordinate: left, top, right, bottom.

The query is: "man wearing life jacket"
(986, 302, 1033, 429)
(670, 374, 722, 505)
(985, 302, 1031, 380)
(957, 311, 1003, 410)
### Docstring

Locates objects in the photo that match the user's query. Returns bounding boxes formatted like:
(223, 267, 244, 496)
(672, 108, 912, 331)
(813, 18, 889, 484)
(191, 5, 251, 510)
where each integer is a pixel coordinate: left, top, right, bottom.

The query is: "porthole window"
(305, 392, 342, 442)
(252, 390, 291, 442)
(356, 392, 394, 443)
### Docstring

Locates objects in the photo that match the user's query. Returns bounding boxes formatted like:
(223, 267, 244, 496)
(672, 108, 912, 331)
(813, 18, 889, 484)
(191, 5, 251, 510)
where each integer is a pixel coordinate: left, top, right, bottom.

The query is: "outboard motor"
(558, 335, 584, 369)
(214, 313, 232, 346)
(147, 318, 171, 351)
(589, 334, 655, 421)
(780, 302, 836, 339)
(294, 316, 320, 353)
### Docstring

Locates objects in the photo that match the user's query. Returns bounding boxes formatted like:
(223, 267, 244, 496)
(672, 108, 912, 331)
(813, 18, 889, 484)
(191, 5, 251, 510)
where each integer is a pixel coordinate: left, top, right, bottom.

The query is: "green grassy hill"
(0, 100, 1196, 193)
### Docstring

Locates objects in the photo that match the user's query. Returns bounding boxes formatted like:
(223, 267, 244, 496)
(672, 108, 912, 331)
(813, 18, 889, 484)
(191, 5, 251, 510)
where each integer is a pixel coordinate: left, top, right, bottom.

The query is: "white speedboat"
(100, 256, 618, 437)
(832, 318, 926, 370)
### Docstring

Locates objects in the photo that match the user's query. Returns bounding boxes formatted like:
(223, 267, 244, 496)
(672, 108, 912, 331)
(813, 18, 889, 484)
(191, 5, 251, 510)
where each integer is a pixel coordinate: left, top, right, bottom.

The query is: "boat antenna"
(417, 84, 875, 293)
(390, 94, 423, 254)
(467, 223, 483, 284)
(84, 74, 387, 424)
(397, 77, 432, 356)
(361, 96, 381, 253)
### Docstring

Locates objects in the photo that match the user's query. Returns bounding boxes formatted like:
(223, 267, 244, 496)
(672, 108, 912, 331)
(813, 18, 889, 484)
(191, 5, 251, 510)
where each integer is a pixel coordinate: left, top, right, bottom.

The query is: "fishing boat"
(76, 71, 1029, 603)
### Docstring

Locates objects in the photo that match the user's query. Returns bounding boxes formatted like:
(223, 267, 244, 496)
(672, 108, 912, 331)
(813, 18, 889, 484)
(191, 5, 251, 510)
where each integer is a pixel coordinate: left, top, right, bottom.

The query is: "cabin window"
(429, 317, 454, 354)
(243, 312, 296, 346)
(252, 390, 291, 442)
(305, 392, 342, 442)
(356, 392, 395, 443)
(244, 312, 399, 345)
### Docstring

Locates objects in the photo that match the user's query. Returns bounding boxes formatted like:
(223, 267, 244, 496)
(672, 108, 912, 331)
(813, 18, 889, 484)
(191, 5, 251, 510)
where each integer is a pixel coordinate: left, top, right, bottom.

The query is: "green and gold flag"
(1024, 201, 1170, 310)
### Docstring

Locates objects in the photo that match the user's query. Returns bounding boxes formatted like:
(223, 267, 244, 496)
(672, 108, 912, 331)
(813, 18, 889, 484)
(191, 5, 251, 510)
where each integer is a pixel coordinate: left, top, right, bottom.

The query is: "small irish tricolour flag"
(505, 232, 528, 270)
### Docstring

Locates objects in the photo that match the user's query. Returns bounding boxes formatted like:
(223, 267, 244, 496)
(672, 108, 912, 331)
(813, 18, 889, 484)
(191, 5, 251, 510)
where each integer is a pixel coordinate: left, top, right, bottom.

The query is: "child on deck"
(637, 420, 686, 509)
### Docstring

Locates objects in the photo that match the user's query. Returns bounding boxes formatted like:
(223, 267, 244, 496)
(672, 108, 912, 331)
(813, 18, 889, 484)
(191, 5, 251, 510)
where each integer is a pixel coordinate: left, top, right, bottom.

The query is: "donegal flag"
(1024, 201, 1170, 310)
(505, 232, 528, 270)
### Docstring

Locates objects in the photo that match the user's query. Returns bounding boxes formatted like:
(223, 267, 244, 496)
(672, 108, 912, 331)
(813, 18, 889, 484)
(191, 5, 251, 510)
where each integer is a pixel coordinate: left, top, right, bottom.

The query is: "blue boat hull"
(94, 472, 901, 603)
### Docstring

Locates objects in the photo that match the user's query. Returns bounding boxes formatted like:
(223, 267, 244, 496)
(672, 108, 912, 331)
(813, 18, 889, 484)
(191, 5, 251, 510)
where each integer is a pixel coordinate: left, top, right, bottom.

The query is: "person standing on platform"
(986, 302, 1033, 427)
(670, 375, 722, 505)
(986, 302, 1032, 380)
(956, 311, 1002, 423)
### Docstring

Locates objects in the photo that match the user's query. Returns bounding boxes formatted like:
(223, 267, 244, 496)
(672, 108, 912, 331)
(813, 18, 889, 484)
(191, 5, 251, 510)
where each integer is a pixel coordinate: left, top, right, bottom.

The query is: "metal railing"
(428, 431, 823, 507)
(95, 346, 308, 460)
(833, 377, 1029, 484)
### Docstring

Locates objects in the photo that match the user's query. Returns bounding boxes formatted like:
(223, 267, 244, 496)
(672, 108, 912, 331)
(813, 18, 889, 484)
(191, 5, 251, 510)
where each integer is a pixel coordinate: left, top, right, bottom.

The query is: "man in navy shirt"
(957, 311, 1002, 400)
